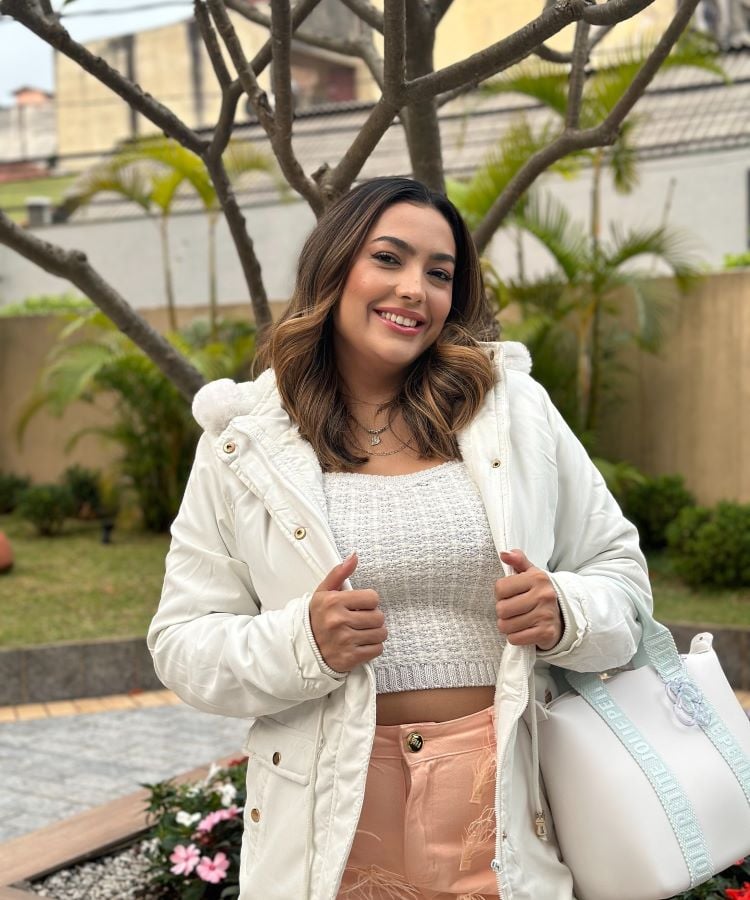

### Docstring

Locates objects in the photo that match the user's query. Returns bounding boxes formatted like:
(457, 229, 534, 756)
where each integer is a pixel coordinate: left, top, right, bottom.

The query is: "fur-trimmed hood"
(192, 340, 532, 437)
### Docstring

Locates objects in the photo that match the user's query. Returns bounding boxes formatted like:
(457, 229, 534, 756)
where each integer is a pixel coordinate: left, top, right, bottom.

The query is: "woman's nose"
(397, 267, 426, 300)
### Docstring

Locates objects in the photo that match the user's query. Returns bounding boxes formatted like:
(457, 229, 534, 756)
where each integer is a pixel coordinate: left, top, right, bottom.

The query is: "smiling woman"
(148, 176, 654, 900)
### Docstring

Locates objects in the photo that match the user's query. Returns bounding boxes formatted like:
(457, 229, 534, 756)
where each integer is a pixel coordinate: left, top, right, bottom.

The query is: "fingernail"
(344, 550, 356, 561)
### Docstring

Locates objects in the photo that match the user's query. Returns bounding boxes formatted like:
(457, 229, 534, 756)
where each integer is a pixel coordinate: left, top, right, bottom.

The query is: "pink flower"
(196, 851, 230, 884)
(195, 804, 242, 834)
(169, 843, 200, 876)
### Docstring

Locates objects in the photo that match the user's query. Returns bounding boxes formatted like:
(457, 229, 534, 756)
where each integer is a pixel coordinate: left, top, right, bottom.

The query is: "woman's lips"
(374, 310, 424, 334)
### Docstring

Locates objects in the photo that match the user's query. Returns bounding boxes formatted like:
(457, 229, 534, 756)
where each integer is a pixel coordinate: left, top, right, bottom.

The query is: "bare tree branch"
(340, 0, 384, 33)
(270, 0, 294, 152)
(403, 1, 590, 103)
(472, 0, 700, 253)
(207, 0, 324, 214)
(204, 158, 274, 335)
(0, 0, 207, 157)
(326, 97, 399, 198)
(383, 0, 406, 105)
(428, 0, 455, 26)
(194, 0, 232, 89)
(248, 0, 324, 72)
(566, 20, 590, 130)
(535, 23, 615, 64)
(582, 0, 656, 26)
(212, 85, 243, 159)
(0, 212, 205, 400)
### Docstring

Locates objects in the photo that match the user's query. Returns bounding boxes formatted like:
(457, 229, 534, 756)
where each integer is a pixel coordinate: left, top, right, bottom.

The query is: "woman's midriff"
(375, 685, 496, 725)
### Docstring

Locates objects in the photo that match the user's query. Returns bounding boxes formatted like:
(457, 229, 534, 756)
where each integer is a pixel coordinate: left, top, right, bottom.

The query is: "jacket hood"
(192, 340, 532, 437)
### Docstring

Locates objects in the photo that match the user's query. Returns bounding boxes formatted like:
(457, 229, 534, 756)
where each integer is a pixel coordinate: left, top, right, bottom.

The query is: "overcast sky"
(0, 1, 194, 106)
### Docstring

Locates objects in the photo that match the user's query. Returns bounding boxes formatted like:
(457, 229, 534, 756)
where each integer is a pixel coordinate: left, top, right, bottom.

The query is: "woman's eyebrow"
(371, 235, 455, 264)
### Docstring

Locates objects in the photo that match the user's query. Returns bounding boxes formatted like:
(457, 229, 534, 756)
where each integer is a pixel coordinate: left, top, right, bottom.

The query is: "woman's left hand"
(495, 549, 562, 651)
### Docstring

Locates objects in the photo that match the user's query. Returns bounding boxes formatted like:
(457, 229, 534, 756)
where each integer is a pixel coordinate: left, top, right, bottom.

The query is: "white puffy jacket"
(148, 341, 651, 900)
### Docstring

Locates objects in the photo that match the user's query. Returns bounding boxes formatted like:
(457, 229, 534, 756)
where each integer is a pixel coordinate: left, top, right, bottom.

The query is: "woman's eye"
(430, 269, 453, 283)
(373, 251, 399, 265)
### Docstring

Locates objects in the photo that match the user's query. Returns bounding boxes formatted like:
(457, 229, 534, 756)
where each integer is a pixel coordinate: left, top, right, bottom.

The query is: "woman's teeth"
(377, 311, 420, 328)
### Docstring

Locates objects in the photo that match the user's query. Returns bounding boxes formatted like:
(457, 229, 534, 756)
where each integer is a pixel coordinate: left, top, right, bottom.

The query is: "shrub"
(666, 502, 750, 588)
(621, 474, 696, 550)
(62, 465, 102, 518)
(143, 757, 247, 898)
(15, 484, 75, 536)
(0, 473, 31, 514)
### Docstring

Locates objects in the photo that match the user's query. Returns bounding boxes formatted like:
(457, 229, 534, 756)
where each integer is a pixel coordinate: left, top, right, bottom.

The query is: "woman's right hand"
(309, 552, 387, 673)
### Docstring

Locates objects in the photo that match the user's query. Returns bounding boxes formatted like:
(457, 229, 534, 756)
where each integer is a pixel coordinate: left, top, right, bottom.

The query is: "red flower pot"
(0, 531, 14, 574)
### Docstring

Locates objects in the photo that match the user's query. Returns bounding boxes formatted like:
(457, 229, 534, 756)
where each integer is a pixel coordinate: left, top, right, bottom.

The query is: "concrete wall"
(487, 143, 750, 279)
(596, 270, 750, 505)
(0, 196, 316, 312)
(0, 102, 56, 162)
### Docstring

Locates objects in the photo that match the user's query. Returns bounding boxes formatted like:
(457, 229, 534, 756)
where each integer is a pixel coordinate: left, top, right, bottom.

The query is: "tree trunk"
(208, 213, 219, 338)
(401, 6, 444, 192)
(159, 215, 178, 331)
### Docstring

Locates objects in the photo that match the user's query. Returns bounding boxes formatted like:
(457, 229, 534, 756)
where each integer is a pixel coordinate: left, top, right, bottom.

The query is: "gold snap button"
(491, 458, 501, 468)
(294, 527, 306, 540)
(406, 731, 423, 753)
(250, 808, 260, 823)
(223, 440, 236, 454)
(272, 751, 281, 765)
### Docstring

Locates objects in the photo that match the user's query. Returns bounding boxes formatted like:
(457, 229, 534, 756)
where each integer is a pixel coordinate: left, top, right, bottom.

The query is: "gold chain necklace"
(349, 413, 391, 446)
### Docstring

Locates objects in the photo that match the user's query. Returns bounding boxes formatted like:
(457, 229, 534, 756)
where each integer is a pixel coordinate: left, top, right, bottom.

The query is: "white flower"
(176, 810, 202, 827)
(217, 783, 237, 807)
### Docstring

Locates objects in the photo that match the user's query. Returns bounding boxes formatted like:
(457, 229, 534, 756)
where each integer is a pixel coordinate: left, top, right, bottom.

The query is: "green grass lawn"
(0, 514, 170, 647)
(0, 515, 749, 648)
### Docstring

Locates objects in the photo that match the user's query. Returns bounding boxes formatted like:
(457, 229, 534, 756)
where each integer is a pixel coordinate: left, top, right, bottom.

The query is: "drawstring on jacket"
(528, 664, 548, 841)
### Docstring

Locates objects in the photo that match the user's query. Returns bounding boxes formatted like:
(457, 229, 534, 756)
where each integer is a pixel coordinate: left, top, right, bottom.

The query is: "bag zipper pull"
(535, 811, 548, 840)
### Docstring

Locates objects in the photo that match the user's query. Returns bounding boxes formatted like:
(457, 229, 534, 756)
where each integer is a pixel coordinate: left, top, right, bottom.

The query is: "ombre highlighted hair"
(254, 176, 497, 471)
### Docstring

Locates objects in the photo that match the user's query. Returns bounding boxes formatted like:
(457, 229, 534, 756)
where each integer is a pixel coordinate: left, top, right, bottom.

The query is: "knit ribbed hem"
(303, 596, 348, 680)
(374, 659, 498, 694)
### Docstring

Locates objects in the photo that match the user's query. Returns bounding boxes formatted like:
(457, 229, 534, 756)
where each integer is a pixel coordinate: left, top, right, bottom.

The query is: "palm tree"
(63, 138, 281, 334)
(16, 303, 256, 531)
(491, 192, 700, 442)
(479, 29, 725, 254)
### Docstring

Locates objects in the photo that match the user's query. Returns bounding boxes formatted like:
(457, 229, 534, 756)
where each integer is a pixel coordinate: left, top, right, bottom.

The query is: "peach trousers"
(336, 705, 500, 900)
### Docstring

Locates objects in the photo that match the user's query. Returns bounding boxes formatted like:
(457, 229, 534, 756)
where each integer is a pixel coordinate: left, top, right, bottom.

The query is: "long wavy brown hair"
(254, 176, 497, 471)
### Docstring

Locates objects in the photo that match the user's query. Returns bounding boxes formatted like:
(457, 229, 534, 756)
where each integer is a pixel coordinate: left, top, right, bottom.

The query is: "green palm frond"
(514, 192, 589, 283)
(607, 120, 639, 194)
(605, 223, 701, 290)
(482, 60, 569, 118)
(63, 161, 154, 215)
(447, 119, 576, 230)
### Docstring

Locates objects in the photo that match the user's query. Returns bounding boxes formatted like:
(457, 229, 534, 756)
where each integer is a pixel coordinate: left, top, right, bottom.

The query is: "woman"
(148, 176, 651, 900)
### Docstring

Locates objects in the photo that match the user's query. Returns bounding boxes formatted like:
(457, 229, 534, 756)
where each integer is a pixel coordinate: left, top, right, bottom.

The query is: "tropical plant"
(62, 138, 281, 333)
(16, 306, 256, 532)
(478, 29, 725, 254)
(485, 191, 700, 441)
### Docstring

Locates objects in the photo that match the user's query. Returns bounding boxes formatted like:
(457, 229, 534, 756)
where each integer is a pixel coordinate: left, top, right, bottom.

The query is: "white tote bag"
(538, 618, 750, 900)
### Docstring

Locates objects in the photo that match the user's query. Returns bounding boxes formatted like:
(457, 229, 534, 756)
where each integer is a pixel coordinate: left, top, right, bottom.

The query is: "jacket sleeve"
(535, 388, 651, 673)
(147, 433, 346, 719)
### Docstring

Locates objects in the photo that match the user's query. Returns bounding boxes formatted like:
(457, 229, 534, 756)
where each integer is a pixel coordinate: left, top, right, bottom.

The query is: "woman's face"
(331, 202, 456, 386)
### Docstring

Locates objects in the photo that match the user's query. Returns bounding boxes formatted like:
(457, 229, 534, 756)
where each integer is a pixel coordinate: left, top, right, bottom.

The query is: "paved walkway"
(2, 689, 749, 847)
(0, 690, 248, 844)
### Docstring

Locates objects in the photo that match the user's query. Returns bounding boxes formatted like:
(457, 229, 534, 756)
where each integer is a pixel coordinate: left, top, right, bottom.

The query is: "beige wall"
(0, 303, 284, 484)
(596, 271, 750, 505)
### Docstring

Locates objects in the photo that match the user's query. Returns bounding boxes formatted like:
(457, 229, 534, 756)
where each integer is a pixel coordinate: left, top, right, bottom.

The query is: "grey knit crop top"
(322, 460, 506, 694)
